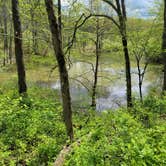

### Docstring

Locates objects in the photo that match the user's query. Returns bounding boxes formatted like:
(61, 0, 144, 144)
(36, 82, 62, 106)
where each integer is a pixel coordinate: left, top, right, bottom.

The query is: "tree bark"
(101, 0, 132, 107)
(29, 0, 40, 55)
(3, 0, 8, 66)
(122, 36, 132, 107)
(162, 0, 166, 91)
(9, 18, 13, 64)
(58, 0, 62, 39)
(31, 12, 38, 55)
(45, 0, 73, 140)
(12, 0, 27, 94)
(117, 0, 132, 107)
(91, 18, 100, 108)
(136, 57, 143, 102)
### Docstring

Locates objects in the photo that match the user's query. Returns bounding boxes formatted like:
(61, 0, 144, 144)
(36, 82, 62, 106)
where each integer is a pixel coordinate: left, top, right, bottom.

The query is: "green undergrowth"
(65, 96, 166, 166)
(26, 55, 56, 69)
(0, 85, 165, 165)
(0, 88, 66, 166)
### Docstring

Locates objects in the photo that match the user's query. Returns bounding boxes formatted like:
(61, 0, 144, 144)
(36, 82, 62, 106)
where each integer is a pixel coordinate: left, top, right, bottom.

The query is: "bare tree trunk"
(91, 18, 100, 108)
(12, 0, 27, 94)
(162, 0, 166, 91)
(32, 22, 38, 55)
(9, 18, 13, 64)
(122, 36, 132, 107)
(3, 0, 8, 66)
(137, 60, 143, 102)
(116, 0, 132, 107)
(45, 0, 73, 141)
(164, 61, 166, 91)
(135, 57, 148, 103)
(29, 0, 40, 55)
(30, 11, 38, 55)
(101, 0, 132, 107)
(58, 0, 62, 39)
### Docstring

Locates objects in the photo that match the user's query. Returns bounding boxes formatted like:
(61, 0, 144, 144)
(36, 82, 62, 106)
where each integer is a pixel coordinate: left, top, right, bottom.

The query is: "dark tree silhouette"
(12, 0, 27, 94)
(45, 0, 74, 140)
(162, 0, 166, 91)
(102, 0, 132, 107)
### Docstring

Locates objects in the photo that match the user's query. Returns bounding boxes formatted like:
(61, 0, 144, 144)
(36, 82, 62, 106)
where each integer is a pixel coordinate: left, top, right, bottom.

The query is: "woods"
(0, 0, 166, 165)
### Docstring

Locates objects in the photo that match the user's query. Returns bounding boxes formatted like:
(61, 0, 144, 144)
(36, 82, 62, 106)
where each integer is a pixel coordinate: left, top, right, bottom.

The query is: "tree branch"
(64, 14, 92, 55)
(91, 14, 120, 29)
(102, 0, 118, 12)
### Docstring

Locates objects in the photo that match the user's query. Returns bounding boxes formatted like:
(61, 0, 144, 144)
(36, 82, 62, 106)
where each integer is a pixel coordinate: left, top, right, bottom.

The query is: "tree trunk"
(117, 0, 132, 107)
(9, 18, 13, 64)
(137, 60, 143, 102)
(58, 0, 62, 39)
(3, 0, 8, 66)
(91, 18, 100, 108)
(32, 22, 38, 55)
(45, 0, 73, 141)
(162, 0, 166, 91)
(30, 11, 38, 55)
(122, 36, 132, 107)
(12, 0, 27, 94)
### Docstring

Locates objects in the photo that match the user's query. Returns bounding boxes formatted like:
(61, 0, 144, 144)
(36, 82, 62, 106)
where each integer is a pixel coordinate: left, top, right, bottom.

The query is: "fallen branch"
(54, 132, 92, 166)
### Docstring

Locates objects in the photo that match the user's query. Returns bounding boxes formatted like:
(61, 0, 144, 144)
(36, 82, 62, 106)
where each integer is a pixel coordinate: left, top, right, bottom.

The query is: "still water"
(47, 61, 160, 111)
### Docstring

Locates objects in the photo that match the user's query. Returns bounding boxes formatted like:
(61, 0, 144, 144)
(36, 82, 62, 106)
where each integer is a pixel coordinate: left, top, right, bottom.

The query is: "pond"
(46, 60, 161, 111)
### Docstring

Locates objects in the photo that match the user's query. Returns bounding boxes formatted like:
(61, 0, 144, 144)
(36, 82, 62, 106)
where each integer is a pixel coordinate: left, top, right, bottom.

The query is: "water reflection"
(48, 61, 158, 111)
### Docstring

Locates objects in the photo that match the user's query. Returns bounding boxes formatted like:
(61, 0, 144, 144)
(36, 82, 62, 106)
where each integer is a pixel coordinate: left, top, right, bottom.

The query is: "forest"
(0, 0, 166, 165)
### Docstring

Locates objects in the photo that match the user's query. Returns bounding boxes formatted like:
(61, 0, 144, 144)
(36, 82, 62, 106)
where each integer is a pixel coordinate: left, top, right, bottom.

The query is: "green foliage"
(0, 85, 165, 166)
(132, 96, 166, 127)
(0, 90, 67, 165)
(65, 98, 166, 166)
(26, 55, 56, 69)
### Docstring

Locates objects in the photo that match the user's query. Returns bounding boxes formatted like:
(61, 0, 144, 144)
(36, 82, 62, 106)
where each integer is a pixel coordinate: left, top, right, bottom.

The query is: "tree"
(2, 0, 8, 66)
(130, 35, 148, 102)
(90, 0, 102, 108)
(29, 0, 40, 55)
(8, 17, 13, 64)
(162, 0, 166, 92)
(44, 0, 74, 140)
(91, 18, 101, 108)
(12, 0, 27, 94)
(100, 0, 132, 107)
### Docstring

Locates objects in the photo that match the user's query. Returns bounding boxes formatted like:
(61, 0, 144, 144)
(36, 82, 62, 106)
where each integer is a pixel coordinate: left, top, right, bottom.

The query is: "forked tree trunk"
(45, 0, 73, 140)
(102, 0, 132, 107)
(162, 0, 166, 91)
(12, 0, 27, 94)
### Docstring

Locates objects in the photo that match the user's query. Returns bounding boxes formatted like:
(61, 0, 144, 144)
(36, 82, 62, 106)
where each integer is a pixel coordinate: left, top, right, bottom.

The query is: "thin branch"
(91, 14, 120, 29)
(48, 65, 58, 81)
(70, 77, 91, 92)
(102, 0, 118, 12)
(141, 63, 148, 83)
(65, 14, 91, 55)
